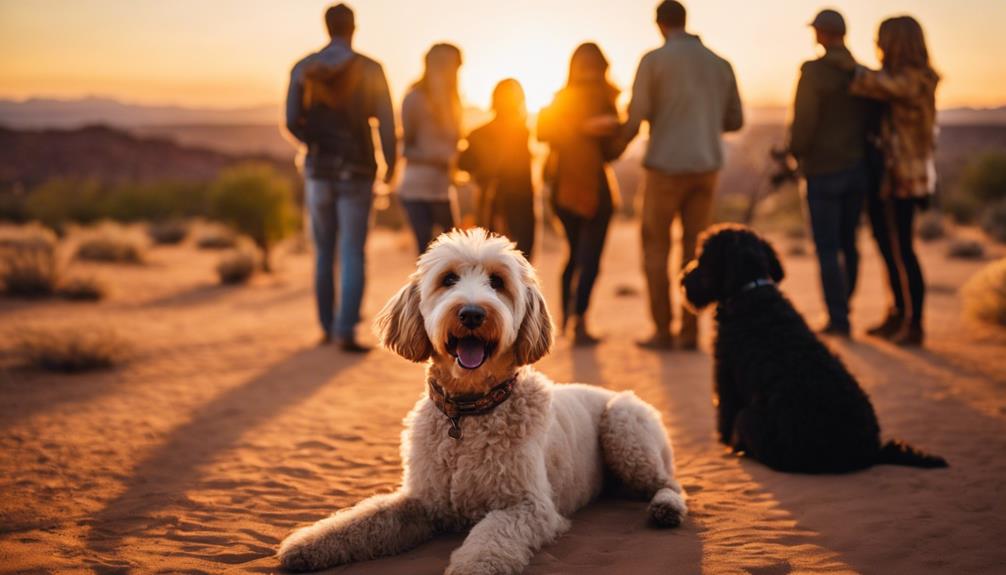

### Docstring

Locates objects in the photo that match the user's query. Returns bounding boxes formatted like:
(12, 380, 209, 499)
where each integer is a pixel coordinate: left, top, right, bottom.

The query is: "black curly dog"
(681, 224, 947, 473)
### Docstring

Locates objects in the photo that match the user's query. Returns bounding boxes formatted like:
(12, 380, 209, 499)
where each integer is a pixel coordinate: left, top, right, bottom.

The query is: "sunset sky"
(1, 0, 1004, 115)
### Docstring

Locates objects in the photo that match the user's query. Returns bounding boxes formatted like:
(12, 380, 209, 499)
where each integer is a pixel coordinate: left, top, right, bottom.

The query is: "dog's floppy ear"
(759, 237, 785, 283)
(374, 280, 432, 362)
(514, 282, 553, 365)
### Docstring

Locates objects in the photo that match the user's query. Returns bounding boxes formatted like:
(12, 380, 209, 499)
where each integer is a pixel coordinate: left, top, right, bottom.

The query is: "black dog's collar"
(723, 277, 776, 307)
(428, 375, 516, 441)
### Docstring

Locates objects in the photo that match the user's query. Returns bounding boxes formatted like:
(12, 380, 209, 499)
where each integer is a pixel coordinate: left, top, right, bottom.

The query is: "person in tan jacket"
(621, 0, 743, 350)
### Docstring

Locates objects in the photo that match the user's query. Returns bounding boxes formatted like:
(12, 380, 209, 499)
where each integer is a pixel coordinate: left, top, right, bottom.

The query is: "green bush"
(210, 164, 297, 272)
(962, 258, 1006, 326)
(949, 153, 1006, 224)
(24, 179, 107, 229)
(981, 199, 1006, 244)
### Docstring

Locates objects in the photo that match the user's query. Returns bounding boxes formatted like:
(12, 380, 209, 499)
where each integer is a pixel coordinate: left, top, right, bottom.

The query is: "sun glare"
(461, 35, 572, 113)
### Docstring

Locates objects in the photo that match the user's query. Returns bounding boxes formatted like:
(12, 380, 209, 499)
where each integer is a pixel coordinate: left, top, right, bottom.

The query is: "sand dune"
(1, 223, 1004, 574)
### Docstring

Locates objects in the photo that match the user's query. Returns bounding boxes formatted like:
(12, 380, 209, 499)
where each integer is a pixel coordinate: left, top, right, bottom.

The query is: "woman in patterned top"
(851, 15, 939, 346)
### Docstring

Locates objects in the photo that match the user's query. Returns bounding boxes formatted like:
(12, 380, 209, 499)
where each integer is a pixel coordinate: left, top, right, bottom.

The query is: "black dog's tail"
(877, 440, 948, 468)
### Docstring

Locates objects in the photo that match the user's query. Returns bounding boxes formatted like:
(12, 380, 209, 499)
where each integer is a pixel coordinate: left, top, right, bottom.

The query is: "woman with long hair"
(851, 16, 939, 346)
(398, 43, 463, 253)
(459, 78, 536, 259)
(538, 43, 621, 345)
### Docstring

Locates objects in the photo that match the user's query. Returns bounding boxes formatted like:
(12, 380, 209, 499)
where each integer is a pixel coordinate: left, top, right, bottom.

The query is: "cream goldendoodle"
(277, 228, 686, 574)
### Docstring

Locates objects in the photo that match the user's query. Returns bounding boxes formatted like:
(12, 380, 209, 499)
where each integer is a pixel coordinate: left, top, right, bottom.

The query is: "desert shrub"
(210, 164, 297, 272)
(57, 275, 107, 301)
(147, 220, 189, 245)
(946, 238, 985, 260)
(216, 248, 257, 285)
(75, 224, 146, 264)
(980, 199, 1006, 244)
(0, 225, 60, 297)
(195, 226, 238, 250)
(18, 327, 127, 372)
(104, 181, 211, 222)
(916, 211, 947, 242)
(962, 258, 1006, 326)
(949, 153, 1006, 223)
(24, 179, 107, 229)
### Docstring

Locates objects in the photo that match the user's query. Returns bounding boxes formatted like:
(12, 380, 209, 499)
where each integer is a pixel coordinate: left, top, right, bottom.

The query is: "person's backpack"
(302, 56, 363, 111)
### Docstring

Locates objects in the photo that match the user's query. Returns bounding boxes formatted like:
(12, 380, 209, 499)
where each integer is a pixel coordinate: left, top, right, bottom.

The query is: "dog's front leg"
(446, 498, 569, 575)
(278, 491, 436, 572)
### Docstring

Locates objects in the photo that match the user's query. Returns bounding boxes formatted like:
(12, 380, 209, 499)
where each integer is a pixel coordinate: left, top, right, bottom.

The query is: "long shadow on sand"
(734, 338, 1006, 574)
(82, 345, 361, 567)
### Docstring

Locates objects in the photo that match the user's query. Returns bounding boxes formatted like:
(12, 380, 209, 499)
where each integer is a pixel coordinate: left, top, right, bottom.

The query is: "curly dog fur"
(681, 224, 947, 473)
(278, 228, 686, 574)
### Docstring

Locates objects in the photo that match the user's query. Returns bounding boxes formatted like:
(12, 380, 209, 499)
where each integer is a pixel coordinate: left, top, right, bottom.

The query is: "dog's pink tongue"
(456, 337, 485, 369)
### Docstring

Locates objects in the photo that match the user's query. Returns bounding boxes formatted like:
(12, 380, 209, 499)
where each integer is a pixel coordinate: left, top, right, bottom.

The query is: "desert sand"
(1, 221, 1005, 575)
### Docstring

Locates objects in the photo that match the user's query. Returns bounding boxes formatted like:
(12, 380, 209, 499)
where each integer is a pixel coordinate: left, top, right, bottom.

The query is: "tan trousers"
(641, 169, 718, 339)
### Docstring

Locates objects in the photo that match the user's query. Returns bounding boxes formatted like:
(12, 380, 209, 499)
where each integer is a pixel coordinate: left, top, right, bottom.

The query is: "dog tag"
(447, 417, 463, 441)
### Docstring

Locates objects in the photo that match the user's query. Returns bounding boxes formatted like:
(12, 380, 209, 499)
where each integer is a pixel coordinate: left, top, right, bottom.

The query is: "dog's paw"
(648, 487, 687, 528)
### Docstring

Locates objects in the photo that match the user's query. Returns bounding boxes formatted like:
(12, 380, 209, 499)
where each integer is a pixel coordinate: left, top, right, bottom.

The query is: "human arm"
(788, 63, 819, 161)
(371, 63, 398, 183)
(285, 60, 307, 143)
(621, 53, 652, 144)
(723, 62, 744, 133)
(850, 67, 916, 101)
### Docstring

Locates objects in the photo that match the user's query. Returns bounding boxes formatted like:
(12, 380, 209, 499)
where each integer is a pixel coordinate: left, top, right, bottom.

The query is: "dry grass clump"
(946, 238, 985, 260)
(916, 211, 947, 242)
(147, 220, 189, 245)
(57, 275, 107, 301)
(75, 224, 146, 264)
(216, 248, 257, 285)
(0, 224, 60, 297)
(962, 258, 1006, 327)
(196, 226, 238, 250)
(18, 327, 128, 372)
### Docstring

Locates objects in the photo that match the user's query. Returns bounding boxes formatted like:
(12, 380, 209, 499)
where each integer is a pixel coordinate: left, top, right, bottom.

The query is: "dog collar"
(722, 277, 775, 308)
(427, 375, 516, 441)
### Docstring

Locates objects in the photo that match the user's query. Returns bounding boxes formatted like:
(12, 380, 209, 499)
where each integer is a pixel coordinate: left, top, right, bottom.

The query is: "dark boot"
(891, 323, 924, 347)
(866, 311, 904, 339)
(572, 316, 601, 347)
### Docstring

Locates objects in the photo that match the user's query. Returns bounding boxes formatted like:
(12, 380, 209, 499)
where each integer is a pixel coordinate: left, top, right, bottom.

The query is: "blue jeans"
(401, 199, 455, 254)
(806, 161, 868, 330)
(306, 177, 373, 338)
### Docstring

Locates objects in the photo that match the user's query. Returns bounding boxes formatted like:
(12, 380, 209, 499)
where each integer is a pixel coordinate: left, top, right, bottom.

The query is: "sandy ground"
(1, 220, 1005, 575)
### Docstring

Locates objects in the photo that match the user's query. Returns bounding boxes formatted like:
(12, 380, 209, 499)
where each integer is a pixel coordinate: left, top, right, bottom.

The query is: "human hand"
(581, 114, 620, 137)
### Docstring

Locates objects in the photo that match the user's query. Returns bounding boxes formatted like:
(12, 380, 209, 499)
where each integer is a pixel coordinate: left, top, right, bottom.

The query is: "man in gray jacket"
(286, 3, 397, 351)
(622, 0, 744, 350)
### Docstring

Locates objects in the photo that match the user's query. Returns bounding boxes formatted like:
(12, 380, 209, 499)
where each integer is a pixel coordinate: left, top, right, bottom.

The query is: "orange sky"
(1, 0, 1004, 113)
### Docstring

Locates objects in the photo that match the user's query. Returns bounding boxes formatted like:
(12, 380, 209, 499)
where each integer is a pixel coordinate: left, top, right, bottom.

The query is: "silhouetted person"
(851, 16, 939, 347)
(789, 9, 871, 338)
(286, 3, 397, 352)
(459, 79, 536, 259)
(623, 0, 743, 351)
(538, 43, 621, 346)
(398, 43, 463, 254)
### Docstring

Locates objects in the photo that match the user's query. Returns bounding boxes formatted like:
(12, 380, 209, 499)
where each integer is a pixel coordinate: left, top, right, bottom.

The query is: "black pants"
(554, 186, 613, 318)
(498, 193, 536, 260)
(867, 192, 925, 328)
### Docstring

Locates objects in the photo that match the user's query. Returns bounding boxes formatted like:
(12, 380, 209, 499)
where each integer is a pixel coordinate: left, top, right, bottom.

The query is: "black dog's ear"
(760, 237, 785, 283)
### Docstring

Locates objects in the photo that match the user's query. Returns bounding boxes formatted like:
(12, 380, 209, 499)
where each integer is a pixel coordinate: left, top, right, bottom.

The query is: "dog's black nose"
(458, 305, 486, 329)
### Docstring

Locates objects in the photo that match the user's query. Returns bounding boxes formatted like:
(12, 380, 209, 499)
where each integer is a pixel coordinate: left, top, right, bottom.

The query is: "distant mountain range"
(0, 97, 281, 128)
(2, 97, 1005, 130)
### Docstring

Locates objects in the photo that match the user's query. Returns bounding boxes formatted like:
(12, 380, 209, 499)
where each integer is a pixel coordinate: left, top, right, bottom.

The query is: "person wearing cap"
(622, 0, 744, 351)
(789, 8, 872, 338)
(286, 3, 398, 351)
